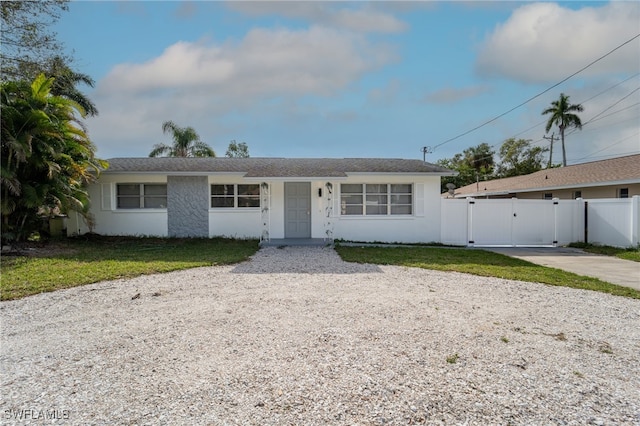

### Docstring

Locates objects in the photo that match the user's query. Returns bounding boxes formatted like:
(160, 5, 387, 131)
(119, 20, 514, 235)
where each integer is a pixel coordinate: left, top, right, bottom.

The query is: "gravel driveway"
(1, 247, 639, 425)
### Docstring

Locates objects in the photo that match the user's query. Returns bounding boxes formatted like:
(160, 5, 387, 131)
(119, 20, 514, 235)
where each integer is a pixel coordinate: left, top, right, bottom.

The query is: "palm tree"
(149, 121, 216, 157)
(44, 56, 99, 117)
(542, 93, 583, 167)
(1, 74, 106, 243)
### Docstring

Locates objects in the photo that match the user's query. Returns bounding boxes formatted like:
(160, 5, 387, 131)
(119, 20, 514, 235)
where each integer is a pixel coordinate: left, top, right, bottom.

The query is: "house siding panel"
(168, 176, 209, 238)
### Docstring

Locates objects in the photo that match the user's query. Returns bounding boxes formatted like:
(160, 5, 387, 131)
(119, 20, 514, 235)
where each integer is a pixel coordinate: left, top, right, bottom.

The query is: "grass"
(3, 237, 638, 302)
(568, 242, 640, 262)
(446, 353, 459, 364)
(1, 235, 259, 301)
(335, 245, 640, 299)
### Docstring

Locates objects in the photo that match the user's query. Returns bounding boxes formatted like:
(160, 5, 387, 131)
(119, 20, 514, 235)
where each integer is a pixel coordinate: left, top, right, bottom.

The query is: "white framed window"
(211, 184, 260, 208)
(618, 188, 629, 199)
(340, 184, 412, 216)
(117, 184, 167, 209)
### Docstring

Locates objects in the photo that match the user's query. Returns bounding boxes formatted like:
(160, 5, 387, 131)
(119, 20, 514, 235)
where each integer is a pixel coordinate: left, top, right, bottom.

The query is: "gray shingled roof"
(453, 154, 640, 197)
(103, 157, 455, 177)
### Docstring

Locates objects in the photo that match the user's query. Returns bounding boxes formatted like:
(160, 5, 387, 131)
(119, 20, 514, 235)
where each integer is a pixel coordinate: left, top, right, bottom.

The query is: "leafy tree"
(542, 93, 583, 167)
(462, 142, 495, 175)
(1, 1, 71, 80)
(225, 140, 250, 158)
(495, 138, 548, 178)
(437, 143, 495, 193)
(149, 121, 216, 158)
(1, 74, 106, 243)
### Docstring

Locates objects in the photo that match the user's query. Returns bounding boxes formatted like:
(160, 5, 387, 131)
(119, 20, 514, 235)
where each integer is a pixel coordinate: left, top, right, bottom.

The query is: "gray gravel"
(1, 246, 639, 425)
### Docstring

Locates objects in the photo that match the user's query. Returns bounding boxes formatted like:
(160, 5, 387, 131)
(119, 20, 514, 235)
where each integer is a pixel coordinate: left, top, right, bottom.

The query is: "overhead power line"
(432, 33, 640, 150)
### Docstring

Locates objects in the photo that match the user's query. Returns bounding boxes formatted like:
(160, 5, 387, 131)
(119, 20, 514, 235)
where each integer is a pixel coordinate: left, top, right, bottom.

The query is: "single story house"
(67, 157, 455, 243)
(447, 154, 640, 199)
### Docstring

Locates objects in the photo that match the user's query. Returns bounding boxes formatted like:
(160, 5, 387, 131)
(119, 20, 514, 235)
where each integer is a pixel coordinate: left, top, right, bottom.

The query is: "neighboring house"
(448, 154, 640, 199)
(68, 158, 455, 243)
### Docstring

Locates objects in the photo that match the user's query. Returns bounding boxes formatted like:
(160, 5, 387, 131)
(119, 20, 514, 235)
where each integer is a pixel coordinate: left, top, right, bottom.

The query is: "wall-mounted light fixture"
(318, 188, 323, 197)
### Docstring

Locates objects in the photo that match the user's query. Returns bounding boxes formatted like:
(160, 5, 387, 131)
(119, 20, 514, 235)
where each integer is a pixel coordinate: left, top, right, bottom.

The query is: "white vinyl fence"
(586, 196, 639, 248)
(441, 196, 639, 248)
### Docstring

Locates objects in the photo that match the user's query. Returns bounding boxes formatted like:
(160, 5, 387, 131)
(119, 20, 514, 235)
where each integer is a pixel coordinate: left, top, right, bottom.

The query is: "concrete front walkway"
(486, 247, 640, 291)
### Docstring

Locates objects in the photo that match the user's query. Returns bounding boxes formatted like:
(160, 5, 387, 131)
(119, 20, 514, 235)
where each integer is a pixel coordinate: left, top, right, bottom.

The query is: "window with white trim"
(211, 184, 260, 208)
(340, 184, 412, 216)
(117, 184, 167, 209)
(618, 188, 629, 199)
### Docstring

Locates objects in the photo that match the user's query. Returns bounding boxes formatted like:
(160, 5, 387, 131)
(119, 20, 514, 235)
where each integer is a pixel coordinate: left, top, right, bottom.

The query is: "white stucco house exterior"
(67, 157, 455, 244)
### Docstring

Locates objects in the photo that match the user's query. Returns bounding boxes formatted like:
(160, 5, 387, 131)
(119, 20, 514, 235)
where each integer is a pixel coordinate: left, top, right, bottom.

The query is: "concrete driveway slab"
(486, 247, 640, 290)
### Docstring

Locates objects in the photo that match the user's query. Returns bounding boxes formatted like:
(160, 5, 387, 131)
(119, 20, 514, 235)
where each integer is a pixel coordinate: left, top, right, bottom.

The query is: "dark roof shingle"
(103, 157, 454, 177)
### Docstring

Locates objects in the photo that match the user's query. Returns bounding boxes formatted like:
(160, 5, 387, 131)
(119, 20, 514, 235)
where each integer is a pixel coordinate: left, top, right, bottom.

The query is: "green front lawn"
(568, 242, 640, 262)
(1, 236, 259, 301)
(335, 245, 640, 299)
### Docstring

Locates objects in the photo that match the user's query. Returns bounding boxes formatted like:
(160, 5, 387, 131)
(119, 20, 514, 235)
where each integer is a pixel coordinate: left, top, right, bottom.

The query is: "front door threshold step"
(259, 238, 334, 248)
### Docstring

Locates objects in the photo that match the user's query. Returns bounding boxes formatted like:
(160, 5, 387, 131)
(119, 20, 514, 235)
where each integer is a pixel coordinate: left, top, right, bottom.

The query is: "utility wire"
(565, 86, 640, 136)
(507, 74, 640, 141)
(432, 33, 640, 150)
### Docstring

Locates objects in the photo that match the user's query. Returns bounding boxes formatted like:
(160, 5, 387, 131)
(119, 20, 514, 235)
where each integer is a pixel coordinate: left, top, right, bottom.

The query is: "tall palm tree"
(44, 56, 99, 117)
(149, 121, 216, 157)
(542, 93, 583, 167)
(1, 74, 106, 242)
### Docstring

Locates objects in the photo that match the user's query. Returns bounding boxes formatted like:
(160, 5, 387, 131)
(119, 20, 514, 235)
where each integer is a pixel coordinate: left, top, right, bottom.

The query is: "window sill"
(336, 215, 414, 220)
(209, 208, 261, 212)
(114, 209, 167, 212)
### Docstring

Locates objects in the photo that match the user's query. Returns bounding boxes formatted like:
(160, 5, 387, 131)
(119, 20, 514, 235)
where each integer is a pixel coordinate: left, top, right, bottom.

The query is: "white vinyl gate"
(441, 198, 585, 247)
(468, 199, 557, 246)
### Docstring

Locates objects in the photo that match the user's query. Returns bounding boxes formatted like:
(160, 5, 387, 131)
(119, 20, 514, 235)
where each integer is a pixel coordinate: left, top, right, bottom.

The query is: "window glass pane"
(391, 194, 412, 204)
(341, 194, 363, 204)
(391, 184, 411, 194)
(366, 184, 387, 194)
(366, 195, 387, 205)
(238, 196, 260, 208)
(211, 197, 234, 208)
(366, 205, 388, 215)
(391, 205, 412, 215)
(619, 188, 629, 198)
(144, 197, 166, 208)
(238, 184, 259, 196)
(341, 184, 362, 193)
(145, 184, 167, 196)
(343, 205, 363, 215)
(117, 184, 140, 196)
(117, 197, 140, 209)
(211, 184, 234, 196)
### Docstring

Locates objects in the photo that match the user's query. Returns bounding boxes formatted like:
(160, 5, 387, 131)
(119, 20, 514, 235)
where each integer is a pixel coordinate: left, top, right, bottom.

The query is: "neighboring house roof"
(103, 157, 455, 178)
(452, 154, 640, 198)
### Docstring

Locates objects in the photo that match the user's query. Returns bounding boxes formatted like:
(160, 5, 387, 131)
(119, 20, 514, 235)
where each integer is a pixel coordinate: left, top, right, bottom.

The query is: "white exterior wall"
(207, 175, 262, 239)
(330, 175, 442, 243)
(70, 174, 169, 237)
(79, 173, 444, 243)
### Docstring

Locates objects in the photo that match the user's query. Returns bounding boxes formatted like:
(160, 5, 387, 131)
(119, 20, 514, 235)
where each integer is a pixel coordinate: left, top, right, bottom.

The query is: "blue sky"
(54, 1, 639, 165)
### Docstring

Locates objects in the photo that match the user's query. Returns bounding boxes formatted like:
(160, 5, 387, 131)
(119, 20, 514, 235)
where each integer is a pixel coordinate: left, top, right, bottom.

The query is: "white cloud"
(226, 2, 408, 33)
(91, 25, 398, 157)
(476, 2, 640, 83)
(99, 26, 395, 98)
